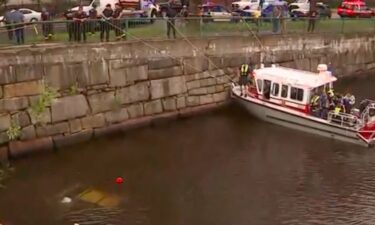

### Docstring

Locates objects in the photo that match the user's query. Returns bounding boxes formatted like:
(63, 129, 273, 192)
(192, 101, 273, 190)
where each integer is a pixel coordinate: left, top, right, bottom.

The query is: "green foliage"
(6, 121, 21, 141)
(30, 85, 58, 122)
(68, 83, 78, 96)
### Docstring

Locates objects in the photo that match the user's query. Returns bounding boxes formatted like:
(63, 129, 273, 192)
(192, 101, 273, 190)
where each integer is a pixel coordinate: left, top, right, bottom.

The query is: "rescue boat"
(231, 64, 375, 147)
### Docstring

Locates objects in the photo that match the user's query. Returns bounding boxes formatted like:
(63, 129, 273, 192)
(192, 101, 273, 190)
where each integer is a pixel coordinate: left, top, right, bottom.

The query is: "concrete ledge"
(4, 100, 228, 159)
(178, 103, 220, 118)
(0, 146, 9, 164)
(151, 111, 179, 125)
(9, 137, 53, 159)
(53, 129, 94, 149)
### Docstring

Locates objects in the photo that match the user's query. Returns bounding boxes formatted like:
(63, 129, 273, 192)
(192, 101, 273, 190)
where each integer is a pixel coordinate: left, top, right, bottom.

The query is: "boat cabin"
(250, 64, 337, 113)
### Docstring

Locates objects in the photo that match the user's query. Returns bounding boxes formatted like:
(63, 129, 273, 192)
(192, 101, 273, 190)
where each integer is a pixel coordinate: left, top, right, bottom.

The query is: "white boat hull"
(231, 87, 371, 147)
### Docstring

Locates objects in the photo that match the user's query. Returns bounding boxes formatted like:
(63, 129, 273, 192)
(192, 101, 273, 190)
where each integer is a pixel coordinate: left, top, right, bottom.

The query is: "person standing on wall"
(4, 8, 15, 41)
(271, 4, 281, 33)
(73, 6, 88, 42)
(64, 10, 75, 42)
(112, 3, 126, 40)
(166, 0, 177, 39)
(88, 4, 98, 35)
(100, 4, 113, 42)
(307, 0, 317, 33)
(41, 7, 53, 41)
(12, 8, 25, 45)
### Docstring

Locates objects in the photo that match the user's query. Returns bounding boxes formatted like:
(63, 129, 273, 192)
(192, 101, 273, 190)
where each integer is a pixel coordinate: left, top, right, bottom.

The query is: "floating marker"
(115, 177, 124, 184)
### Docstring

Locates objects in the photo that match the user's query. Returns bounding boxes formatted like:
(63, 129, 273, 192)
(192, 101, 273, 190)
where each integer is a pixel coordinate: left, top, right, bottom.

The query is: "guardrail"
(0, 17, 374, 46)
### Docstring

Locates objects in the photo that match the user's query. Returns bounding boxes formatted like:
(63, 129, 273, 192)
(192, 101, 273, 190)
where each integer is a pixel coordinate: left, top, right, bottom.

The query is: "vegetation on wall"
(30, 85, 58, 123)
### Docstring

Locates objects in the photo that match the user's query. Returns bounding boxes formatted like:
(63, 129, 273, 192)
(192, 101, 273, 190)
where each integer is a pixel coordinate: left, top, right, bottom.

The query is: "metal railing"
(327, 111, 362, 128)
(0, 17, 374, 46)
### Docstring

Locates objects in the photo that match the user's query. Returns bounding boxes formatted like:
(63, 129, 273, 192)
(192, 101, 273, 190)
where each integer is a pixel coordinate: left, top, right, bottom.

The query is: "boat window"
(281, 85, 288, 98)
(271, 83, 280, 96)
(263, 80, 271, 99)
(290, 87, 304, 101)
(256, 79, 263, 93)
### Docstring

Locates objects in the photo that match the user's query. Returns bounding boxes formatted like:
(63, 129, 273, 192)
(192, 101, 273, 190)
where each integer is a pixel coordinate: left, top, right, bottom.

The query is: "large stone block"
(51, 95, 89, 123)
(9, 137, 53, 158)
(186, 80, 200, 90)
(105, 108, 129, 124)
(3, 80, 43, 98)
(148, 58, 180, 70)
(188, 86, 216, 95)
(87, 60, 110, 85)
(28, 108, 51, 125)
(109, 67, 126, 87)
(0, 114, 11, 132)
(0, 67, 16, 85)
(200, 95, 214, 105)
(81, 114, 106, 129)
(150, 76, 187, 99)
(0, 132, 9, 145)
(176, 96, 186, 109)
(200, 78, 216, 87)
(162, 97, 177, 111)
(183, 57, 209, 75)
(14, 64, 43, 82)
(11, 111, 31, 128)
(88, 91, 115, 114)
(44, 63, 76, 90)
(216, 75, 231, 85)
(116, 82, 150, 104)
(186, 96, 200, 106)
(36, 122, 70, 137)
(126, 65, 148, 83)
(127, 103, 144, 118)
(144, 99, 163, 115)
(20, 125, 36, 141)
(69, 119, 82, 133)
(213, 92, 228, 102)
(148, 66, 183, 80)
(109, 58, 147, 69)
(0, 97, 29, 113)
(110, 65, 148, 87)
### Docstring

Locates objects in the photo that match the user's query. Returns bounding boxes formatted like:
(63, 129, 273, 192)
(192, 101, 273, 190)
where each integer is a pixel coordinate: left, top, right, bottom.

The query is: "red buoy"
(115, 177, 124, 184)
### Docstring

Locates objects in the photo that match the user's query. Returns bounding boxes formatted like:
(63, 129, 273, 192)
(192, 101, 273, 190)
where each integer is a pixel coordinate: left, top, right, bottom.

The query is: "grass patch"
(0, 18, 374, 46)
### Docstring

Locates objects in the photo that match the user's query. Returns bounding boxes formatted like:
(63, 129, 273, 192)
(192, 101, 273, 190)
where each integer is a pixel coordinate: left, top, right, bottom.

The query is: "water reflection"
(0, 75, 375, 225)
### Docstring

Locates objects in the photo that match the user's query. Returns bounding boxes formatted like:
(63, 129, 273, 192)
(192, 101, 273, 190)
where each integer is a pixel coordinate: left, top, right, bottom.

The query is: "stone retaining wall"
(0, 33, 374, 161)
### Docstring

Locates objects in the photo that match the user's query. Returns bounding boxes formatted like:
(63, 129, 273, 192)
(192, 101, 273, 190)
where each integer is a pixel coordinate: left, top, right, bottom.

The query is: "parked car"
(231, 0, 280, 11)
(18, 8, 42, 22)
(337, 0, 374, 18)
(288, 0, 324, 13)
(199, 3, 238, 22)
(290, 2, 331, 19)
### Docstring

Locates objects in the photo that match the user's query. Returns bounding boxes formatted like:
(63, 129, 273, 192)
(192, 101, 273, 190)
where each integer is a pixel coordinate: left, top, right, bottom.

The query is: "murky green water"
(1, 75, 375, 225)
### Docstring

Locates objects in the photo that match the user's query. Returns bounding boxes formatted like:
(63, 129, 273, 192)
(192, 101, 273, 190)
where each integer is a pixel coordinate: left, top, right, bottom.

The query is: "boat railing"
(359, 99, 375, 125)
(327, 111, 362, 128)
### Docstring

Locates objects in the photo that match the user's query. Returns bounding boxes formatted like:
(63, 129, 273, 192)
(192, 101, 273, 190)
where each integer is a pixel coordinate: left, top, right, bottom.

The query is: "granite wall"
(0, 32, 374, 161)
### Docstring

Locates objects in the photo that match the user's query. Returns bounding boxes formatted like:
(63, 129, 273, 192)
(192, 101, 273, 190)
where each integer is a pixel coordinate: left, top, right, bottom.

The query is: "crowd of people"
(1, 0, 184, 44)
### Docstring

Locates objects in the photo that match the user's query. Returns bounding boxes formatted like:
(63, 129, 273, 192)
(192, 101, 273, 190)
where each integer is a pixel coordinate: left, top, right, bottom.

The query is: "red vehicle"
(337, 0, 375, 18)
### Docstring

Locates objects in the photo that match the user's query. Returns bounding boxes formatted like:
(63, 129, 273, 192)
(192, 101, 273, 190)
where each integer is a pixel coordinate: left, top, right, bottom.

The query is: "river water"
(1, 75, 375, 225)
